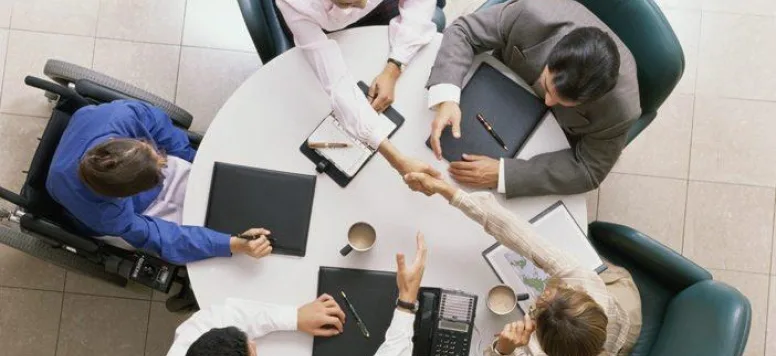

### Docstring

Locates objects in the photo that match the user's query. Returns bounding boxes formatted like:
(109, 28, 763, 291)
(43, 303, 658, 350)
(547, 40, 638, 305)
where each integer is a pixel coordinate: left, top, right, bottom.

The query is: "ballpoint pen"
(237, 233, 276, 246)
(476, 113, 508, 151)
(307, 141, 350, 149)
(341, 291, 370, 338)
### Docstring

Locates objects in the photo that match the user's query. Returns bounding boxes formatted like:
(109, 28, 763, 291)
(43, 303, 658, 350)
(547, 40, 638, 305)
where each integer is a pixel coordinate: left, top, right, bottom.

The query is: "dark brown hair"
(533, 277, 609, 356)
(78, 138, 164, 198)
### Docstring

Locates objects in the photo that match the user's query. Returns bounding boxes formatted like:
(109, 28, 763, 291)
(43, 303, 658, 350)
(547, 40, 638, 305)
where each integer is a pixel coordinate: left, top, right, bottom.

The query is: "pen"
(475, 113, 508, 151)
(341, 291, 370, 338)
(237, 233, 276, 246)
(308, 141, 351, 149)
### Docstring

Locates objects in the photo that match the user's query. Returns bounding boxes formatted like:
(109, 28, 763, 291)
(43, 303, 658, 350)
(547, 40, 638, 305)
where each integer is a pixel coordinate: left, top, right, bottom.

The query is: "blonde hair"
(533, 277, 608, 356)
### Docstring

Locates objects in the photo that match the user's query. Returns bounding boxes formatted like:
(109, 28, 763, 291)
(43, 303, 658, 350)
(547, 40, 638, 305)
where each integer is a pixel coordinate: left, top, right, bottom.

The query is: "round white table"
(183, 27, 587, 355)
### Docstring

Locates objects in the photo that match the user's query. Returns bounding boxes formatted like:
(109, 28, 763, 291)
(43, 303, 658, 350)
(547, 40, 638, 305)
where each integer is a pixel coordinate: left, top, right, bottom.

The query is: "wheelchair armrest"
(19, 214, 99, 254)
(74, 79, 190, 130)
(589, 222, 712, 290)
(649, 280, 751, 356)
(187, 131, 203, 149)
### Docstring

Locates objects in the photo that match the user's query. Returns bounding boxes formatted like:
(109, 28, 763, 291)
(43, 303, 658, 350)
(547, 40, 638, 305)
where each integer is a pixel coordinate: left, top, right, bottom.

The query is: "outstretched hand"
(403, 172, 457, 200)
(449, 154, 499, 189)
(396, 232, 428, 305)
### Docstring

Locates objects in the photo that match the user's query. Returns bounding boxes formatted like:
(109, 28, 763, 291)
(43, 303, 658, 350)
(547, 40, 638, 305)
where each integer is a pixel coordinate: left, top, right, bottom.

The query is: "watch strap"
(396, 298, 418, 312)
(387, 58, 404, 71)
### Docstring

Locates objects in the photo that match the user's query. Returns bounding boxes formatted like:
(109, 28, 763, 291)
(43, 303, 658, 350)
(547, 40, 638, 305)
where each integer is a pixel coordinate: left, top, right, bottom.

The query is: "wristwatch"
(387, 58, 405, 72)
(396, 298, 419, 313)
(491, 339, 511, 356)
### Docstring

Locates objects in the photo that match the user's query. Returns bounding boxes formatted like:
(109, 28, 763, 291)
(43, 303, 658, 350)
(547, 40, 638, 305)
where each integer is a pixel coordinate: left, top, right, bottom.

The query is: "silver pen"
(341, 291, 370, 338)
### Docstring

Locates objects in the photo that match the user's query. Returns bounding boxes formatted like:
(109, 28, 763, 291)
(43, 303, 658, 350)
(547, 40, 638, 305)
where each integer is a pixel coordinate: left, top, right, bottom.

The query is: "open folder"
(427, 62, 549, 162)
(313, 267, 398, 356)
(204, 162, 316, 257)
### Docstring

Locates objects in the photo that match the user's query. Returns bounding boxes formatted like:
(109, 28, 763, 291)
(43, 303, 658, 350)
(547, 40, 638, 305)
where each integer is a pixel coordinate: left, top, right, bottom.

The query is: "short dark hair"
(186, 327, 249, 356)
(546, 27, 620, 103)
(78, 138, 164, 198)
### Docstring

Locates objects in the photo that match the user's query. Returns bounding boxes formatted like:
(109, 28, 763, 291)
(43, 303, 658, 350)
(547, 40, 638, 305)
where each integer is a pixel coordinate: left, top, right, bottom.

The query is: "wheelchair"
(0, 59, 203, 312)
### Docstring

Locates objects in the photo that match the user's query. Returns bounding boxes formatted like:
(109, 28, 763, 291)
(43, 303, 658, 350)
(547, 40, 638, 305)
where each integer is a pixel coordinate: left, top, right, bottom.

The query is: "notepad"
(308, 113, 396, 177)
(482, 201, 605, 313)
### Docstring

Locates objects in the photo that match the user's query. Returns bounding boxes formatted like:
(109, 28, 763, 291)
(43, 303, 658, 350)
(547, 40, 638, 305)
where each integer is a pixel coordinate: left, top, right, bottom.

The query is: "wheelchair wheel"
(43, 59, 193, 129)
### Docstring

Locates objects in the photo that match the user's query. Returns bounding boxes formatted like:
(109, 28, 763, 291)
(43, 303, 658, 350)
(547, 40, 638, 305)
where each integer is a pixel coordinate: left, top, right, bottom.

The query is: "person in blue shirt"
(47, 100, 271, 264)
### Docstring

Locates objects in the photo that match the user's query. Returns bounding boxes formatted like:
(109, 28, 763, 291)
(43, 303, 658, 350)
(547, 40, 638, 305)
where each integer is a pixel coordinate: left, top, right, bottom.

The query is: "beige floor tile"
(597, 173, 687, 252)
(0, 114, 46, 193)
(586, 189, 599, 221)
(0, 287, 62, 356)
(0, 244, 66, 291)
(696, 13, 776, 101)
(703, 0, 776, 16)
(684, 182, 774, 273)
(0, 30, 94, 117)
(11, 0, 99, 36)
(92, 39, 180, 102)
(182, 0, 255, 52)
(175, 47, 260, 132)
(655, 0, 703, 10)
(712, 270, 768, 356)
(689, 97, 776, 187)
(0, 0, 11, 28)
(57, 294, 149, 356)
(661, 9, 701, 94)
(65, 271, 152, 300)
(96, 0, 185, 45)
(145, 302, 192, 356)
(613, 93, 693, 179)
(767, 276, 776, 355)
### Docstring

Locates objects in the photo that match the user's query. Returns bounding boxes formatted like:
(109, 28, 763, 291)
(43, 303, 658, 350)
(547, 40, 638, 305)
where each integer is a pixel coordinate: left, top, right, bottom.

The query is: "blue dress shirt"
(47, 100, 231, 264)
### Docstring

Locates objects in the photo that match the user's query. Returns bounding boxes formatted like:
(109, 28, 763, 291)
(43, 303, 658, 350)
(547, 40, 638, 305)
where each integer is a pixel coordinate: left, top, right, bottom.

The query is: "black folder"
(204, 162, 316, 257)
(313, 267, 398, 356)
(426, 62, 548, 162)
(300, 81, 405, 188)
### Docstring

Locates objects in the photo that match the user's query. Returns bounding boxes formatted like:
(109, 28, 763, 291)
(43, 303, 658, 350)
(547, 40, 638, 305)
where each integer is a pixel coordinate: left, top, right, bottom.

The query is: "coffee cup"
(340, 222, 376, 256)
(487, 284, 518, 315)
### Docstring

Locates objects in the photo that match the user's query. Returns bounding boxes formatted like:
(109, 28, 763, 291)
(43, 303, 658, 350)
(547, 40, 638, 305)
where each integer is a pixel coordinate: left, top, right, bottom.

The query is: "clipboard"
(300, 81, 405, 188)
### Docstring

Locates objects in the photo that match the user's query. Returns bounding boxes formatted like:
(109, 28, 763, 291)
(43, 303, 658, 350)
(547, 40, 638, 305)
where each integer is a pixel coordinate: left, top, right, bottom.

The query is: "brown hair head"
(533, 278, 608, 356)
(78, 138, 165, 198)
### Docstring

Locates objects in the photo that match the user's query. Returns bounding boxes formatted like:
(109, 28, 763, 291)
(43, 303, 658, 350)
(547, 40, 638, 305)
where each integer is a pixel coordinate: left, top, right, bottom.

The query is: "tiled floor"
(0, 0, 773, 355)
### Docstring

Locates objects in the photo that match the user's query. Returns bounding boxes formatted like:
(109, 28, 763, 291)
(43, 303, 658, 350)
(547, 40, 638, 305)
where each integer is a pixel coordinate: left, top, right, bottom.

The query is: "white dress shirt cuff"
(427, 83, 461, 109)
(274, 305, 299, 332)
(497, 158, 506, 194)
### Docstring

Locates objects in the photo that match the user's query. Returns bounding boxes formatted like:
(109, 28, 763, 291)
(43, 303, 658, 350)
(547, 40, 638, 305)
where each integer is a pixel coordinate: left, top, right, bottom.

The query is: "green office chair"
(477, 0, 684, 144)
(589, 222, 751, 356)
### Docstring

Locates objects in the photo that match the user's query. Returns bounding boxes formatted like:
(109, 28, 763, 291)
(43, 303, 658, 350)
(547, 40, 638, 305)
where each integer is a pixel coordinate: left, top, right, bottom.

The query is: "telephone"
(413, 287, 478, 356)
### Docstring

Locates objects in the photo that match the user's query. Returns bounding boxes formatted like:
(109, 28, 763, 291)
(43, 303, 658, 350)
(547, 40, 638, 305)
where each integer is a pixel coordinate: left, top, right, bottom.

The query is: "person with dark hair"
(426, 0, 641, 197)
(403, 172, 641, 355)
(168, 233, 428, 356)
(47, 100, 273, 264)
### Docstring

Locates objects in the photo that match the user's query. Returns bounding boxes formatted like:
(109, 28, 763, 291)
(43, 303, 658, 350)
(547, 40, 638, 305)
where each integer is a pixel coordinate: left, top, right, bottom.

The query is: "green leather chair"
(477, 0, 684, 144)
(589, 222, 752, 356)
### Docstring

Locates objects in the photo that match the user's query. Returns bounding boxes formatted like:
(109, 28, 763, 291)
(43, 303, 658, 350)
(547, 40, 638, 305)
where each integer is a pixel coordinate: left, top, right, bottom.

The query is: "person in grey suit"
(426, 0, 641, 198)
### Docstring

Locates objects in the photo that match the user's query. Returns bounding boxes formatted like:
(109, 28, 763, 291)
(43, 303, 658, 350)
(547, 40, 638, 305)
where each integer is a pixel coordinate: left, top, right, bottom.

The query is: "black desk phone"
(413, 287, 478, 356)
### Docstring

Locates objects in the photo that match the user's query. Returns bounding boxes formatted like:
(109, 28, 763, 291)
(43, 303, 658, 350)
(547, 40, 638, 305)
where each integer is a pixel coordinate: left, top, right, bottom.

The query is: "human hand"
(298, 294, 347, 337)
(395, 154, 442, 179)
(403, 172, 458, 200)
(229, 228, 273, 259)
(368, 63, 401, 112)
(494, 314, 535, 354)
(430, 101, 462, 160)
(396, 232, 428, 305)
(449, 154, 499, 189)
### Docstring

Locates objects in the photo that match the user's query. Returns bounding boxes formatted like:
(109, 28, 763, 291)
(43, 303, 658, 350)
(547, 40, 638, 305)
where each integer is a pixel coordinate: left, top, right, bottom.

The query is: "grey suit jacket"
(427, 0, 641, 198)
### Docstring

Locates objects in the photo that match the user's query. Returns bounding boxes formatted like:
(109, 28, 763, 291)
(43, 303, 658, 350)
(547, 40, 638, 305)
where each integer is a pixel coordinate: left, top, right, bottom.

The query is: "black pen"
(341, 291, 370, 338)
(476, 113, 508, 151)
(237, 233, 276, 246)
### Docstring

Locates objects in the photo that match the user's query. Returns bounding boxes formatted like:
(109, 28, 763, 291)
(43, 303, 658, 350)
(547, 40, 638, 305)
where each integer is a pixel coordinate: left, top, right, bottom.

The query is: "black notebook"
(204, 162, 316, 257)
(300, 81, 405, 188)
(313, 267, 398, 356)
(427, 62, 549, 162)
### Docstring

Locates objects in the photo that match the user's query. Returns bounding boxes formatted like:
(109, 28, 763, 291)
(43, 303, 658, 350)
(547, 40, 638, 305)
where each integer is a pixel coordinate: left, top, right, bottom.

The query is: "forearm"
(378, 140, 405, 173)
(122, 217, 232, 265)
(373, 310, 416, 356)
(388, 0, 436, 65)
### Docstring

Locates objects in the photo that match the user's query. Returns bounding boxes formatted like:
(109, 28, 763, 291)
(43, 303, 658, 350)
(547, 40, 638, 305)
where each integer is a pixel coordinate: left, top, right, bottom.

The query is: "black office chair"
(0, 60, 201, 311)
(238, 0, 448, 64)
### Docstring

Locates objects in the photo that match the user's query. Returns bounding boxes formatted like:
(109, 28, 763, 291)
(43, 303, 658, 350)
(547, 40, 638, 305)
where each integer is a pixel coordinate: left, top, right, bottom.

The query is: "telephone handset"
(413, 287, 478, 356)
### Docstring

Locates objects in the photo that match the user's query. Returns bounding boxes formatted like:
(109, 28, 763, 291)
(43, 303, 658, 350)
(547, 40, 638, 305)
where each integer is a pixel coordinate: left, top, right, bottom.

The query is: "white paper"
(308, 114, 396, 177)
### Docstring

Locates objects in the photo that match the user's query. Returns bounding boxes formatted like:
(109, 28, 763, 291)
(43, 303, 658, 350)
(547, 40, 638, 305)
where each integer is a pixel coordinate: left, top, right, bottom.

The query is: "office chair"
(477, 0, 684, 144)
(589, 222, 751, 356)
(238, 0, 448, 64)
(0, 60, 202, 312)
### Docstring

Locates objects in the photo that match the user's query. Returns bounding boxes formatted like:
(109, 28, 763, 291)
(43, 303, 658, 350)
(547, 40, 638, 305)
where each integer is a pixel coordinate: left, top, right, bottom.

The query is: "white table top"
(182, 26, 587, 355)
